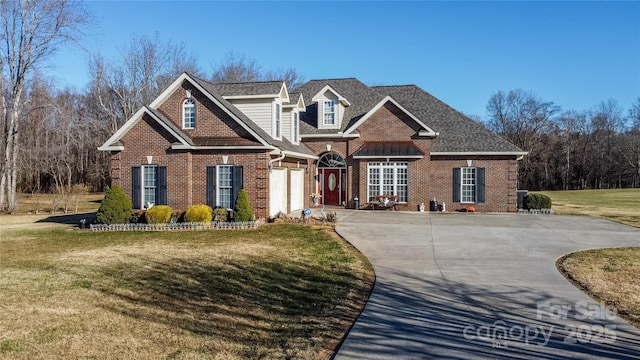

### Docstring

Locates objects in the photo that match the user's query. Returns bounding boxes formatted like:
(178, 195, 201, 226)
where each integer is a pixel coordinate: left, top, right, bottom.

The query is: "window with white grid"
(218, 165, 233, 208)
(183, 98, 195, 129)
(367, 162, 409, 202)
(143, 165, 157, 207)
(323, 100, 335, 126)
(461, 167, 476, 203)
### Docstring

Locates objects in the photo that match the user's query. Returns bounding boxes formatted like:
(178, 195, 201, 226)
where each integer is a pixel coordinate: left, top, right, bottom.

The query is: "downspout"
(269, 150, 286, 173)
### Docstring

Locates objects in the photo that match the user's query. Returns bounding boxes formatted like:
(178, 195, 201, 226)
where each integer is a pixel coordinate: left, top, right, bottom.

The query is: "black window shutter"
(156, 166, 167, 205)
(232, 165, 244, 208)
(206, 166, 216, 208)
(132, 167, 141, 209)
(453, 167, 461, 203)
(476, 167, 485, 203)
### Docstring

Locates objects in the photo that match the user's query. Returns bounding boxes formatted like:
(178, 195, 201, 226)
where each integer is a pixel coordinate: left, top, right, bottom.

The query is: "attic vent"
(186, 89, 192, 98)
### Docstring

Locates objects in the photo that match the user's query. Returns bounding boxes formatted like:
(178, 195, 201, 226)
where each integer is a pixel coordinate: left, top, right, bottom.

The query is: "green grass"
(536, 189, 640, 228)
(0, 224, 373, 359)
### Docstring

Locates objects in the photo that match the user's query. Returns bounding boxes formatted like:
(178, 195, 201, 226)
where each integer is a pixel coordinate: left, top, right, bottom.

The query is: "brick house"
(99, 73, 525, 218)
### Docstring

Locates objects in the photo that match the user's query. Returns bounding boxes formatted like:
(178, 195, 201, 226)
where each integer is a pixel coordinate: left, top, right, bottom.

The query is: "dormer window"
(183, 98, 195, 129)
(323, 100, 335, 126)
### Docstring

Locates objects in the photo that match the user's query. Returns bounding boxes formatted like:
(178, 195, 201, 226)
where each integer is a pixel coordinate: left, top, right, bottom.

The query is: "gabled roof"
(284, 92, 305, 111)
(297, 77, 525, 155)
(100, 73, 316, 158)
(298, 78, 384, 136)
(374, 85, 526, 155)
(98, 106, 194, 151)
(311, 85, 351, 106)
(209, 80, 289, 102)
(343, 95, 437, 137)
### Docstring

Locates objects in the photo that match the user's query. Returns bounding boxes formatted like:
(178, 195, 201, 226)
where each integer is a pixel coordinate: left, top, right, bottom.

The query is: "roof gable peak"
(343, 95, 438, 137)
(311, 84, 351, 107)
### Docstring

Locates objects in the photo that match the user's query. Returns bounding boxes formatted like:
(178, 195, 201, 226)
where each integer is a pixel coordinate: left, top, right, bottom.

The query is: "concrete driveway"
(333, 211, 640, 359)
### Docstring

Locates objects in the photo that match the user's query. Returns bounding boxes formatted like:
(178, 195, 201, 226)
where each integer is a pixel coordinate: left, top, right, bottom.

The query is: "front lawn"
(558, 248, 640, 327)
(536, 189, 640, 228)
(0, 224, 373, 359)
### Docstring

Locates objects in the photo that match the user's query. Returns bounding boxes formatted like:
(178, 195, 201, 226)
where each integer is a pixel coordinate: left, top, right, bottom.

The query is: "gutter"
(268, 150, 286, 172)
(300, 133, 360, 139)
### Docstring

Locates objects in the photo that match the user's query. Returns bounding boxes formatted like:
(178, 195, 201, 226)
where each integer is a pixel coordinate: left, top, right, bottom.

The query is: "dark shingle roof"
(296, 77, 523, 153)
(297, 78, 386, 134)
(206, 80, 284, 97)
(284, 92, 301, 106)
(187, 75, 314, 156)
(374, 85, 524, 153)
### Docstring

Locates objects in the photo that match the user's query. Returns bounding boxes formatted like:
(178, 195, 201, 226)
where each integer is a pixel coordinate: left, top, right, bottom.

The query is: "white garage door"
(290, 169, 304, 212)
(269, 168, 288, 217)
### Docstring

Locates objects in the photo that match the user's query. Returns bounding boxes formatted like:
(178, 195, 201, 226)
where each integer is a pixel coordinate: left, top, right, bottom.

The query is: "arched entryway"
(317, 152, 346, 205)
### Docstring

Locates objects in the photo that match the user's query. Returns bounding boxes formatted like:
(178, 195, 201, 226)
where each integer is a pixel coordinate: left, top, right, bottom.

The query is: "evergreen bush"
(145, 205, 173, 224)
(185, 204, 213, 223)
(234, 189, 254, 222)
(213, 207, 228, 222)
(96, 185, 133, 225)
(524, 193, 552, 210)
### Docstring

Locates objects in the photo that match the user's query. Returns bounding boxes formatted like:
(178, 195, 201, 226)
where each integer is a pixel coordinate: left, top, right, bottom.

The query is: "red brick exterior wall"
(302, 101, 519, 212)
(109, 81, 518, 218)
(156, 81, 258, 142)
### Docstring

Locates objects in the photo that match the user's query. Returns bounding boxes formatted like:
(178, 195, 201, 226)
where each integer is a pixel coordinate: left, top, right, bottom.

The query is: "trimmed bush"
(213, 208, 228, 222)
(145, 205, 173, 224)
(185, 204, 213, 223)
(524, 193, 552, 210)
(97, 185, 133, 225)
(130, 210, 147, 224)
(234, 189, 254, 222)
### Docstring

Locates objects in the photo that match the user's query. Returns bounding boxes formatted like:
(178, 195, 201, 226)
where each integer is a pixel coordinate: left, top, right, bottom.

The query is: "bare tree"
(89, 34, 200, 132)
(486, 89, 559, 189)
(0, 0, 88, 212)
(211, 51, 305, 90)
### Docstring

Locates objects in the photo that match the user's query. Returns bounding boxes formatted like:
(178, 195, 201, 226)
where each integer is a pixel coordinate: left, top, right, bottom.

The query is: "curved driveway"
(334, 211, 640, 359)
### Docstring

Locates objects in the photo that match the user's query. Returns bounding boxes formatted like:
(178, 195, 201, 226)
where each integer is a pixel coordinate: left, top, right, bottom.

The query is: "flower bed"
(89, 220, 263, 231)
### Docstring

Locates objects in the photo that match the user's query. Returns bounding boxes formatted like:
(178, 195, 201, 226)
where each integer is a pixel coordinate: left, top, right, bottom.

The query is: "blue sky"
(48, 1, 640, 119)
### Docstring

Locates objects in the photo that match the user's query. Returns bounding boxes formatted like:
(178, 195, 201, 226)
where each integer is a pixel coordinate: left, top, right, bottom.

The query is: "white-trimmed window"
(183, 98, 196, 129)
(461, 167, 476, 203)
(367, 162, 408, 202)
(292, 111, 299, 144)
(274, 103, 281, 138)
(143, 165, 157, 208)
(323, 100, 335, 126)
(217, 165, 233, 208)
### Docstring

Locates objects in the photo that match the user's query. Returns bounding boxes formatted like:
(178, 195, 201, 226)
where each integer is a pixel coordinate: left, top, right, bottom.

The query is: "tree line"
(0, 0, 300, 212)
(1, 0, 637, 212)
(485, 90, 640, 190)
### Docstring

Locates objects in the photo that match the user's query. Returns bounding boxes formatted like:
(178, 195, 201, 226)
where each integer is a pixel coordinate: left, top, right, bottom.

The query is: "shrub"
(185, 204, 213, 223)
(213, 208, 228, 222)
(97, 185, 133, 225)
(234, 189, 254, 222)
(173, 210, 186, 223)
(130, 210, 146, 224)
(145, 205, 173, 224)
(524, 193, 552, 210)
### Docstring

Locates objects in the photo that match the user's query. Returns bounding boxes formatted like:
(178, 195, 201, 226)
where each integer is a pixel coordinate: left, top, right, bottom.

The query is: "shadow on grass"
(336, 269, 640, 360)
(35, 212, 96, 227)
(95, 255, 369, 357)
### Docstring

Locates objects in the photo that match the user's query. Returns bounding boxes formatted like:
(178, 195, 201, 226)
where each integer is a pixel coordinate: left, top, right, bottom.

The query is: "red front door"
(322, 169, 341, 205)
